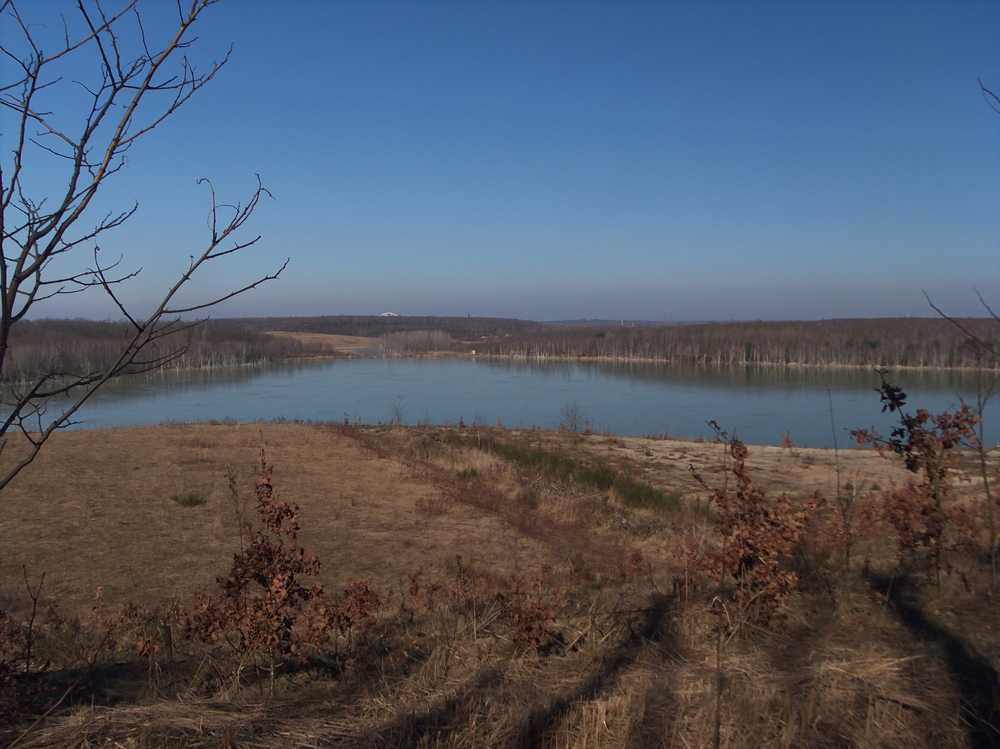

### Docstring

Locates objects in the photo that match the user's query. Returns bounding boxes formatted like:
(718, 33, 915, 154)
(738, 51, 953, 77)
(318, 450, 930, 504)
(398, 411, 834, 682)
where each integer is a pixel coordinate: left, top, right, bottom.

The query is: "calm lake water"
(47, 357, 998, 447)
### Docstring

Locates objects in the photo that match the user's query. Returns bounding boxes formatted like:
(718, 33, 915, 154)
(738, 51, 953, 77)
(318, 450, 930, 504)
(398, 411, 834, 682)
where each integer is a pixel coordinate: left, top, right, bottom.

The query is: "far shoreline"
(264, 330, 1000, 373)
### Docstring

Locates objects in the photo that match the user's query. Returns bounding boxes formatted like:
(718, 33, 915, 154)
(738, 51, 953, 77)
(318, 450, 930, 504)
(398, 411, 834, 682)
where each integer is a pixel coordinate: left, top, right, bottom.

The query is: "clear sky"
(6, 0, 1000, 322)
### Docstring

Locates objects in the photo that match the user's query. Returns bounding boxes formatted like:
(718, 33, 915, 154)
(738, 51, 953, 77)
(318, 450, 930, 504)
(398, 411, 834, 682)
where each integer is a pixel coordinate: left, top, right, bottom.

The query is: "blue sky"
(6, 0, 999, 322)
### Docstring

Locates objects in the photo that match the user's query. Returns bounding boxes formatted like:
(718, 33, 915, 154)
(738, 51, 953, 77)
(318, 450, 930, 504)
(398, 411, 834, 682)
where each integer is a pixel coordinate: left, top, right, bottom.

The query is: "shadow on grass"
(515, 593, 675, 748)
(868, 574, 1000, 749)
(357, 665, 503, 747)
(355, 594, 675, 747)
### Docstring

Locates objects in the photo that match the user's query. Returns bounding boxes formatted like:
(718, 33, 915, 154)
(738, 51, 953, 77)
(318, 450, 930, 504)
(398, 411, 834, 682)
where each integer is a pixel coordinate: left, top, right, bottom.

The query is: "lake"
(47, 356, 998, 447)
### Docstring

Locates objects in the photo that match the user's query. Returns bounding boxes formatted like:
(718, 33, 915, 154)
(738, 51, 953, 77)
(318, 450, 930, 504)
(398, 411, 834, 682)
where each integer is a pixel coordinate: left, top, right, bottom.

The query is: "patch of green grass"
(489, 441, 577, 483)
(613, 475, 680, 513)
(415, 436, 446, 459)
(577, 462, 617, 491)
(479, 439, 679, 515)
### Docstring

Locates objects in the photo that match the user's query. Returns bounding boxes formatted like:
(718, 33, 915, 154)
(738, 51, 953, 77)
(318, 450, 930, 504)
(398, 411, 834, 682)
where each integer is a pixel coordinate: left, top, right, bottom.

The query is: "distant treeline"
(3, 315, 537, 383)
(231, 315, 542, 339)
(8, 316, 996, 383)
(3, 318, 322, 383)
(469, 318, 1000, 369)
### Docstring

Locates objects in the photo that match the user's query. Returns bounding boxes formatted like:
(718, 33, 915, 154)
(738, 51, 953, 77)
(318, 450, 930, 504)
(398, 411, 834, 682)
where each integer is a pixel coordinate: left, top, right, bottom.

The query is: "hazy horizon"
(10, 1, 999, 324)
(23, 311, 1000, 327)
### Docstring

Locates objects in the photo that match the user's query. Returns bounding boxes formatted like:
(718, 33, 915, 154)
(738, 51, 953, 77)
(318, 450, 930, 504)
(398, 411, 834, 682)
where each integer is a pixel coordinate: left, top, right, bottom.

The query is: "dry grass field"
(262, 332, 380, 356)
(0, 421, 998, 747)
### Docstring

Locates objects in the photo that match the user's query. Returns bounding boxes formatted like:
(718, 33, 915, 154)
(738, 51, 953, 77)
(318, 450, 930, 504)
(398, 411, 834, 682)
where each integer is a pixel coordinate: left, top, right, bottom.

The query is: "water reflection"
(480, 357, 980, 392)
(11, 357, 996, 447)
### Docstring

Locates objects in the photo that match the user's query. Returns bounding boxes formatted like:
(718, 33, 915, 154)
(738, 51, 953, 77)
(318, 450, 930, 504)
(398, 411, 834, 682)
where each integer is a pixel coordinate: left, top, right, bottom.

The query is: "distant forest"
(1, 316, 538, 383)
(2, 318, 316, 384)
(473, 318, 1000, 369)
(4, 315, 996, 383)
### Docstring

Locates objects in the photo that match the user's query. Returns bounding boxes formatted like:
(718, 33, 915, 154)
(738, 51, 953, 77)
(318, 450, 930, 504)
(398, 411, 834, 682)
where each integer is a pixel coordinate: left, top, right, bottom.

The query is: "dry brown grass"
(1, 423, 998, 747)
(0, 424, 559, 618)
(263, 331, 379, 354)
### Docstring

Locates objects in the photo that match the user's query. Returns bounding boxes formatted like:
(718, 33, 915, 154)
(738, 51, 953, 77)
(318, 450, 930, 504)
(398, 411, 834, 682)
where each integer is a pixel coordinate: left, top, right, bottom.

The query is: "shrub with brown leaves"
(182, 450, 332, 678)
(495, 566, 565, 653)
(691, 428, 821, 628)
(852, 373, 979, 582)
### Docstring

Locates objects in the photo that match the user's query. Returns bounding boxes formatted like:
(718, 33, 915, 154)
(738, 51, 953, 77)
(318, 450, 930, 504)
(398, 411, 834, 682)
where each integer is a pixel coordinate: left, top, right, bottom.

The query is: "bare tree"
(0, 0, 286, 491)
(559, 400, 586, 441)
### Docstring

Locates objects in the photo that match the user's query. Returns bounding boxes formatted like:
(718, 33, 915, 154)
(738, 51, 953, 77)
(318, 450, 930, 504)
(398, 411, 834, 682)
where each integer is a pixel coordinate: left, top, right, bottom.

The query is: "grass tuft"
(170, 490, 207, 507)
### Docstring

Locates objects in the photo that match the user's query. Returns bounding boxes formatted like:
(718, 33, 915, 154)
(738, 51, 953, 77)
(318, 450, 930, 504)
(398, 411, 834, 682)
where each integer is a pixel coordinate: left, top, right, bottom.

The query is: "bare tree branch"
(980, 78, 1000, 115)
(924, 290, 1000, 364)
(920, 80, 999, 367)
(0, 0, 286, 493)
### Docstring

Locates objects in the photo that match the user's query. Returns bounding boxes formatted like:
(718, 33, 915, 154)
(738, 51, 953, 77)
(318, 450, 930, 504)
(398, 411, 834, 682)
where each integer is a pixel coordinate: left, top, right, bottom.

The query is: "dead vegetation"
(262, 332, 380, 356)
(0, 412, 998, 747)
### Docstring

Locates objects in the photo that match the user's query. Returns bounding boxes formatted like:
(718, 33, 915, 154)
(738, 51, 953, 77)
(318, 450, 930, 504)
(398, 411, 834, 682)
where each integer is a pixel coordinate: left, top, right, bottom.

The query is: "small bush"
(691, 428, 822, 629)
(171, 491, 207, 507)
(415, 436, 444, 459)
(181, 451, 335, 687)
